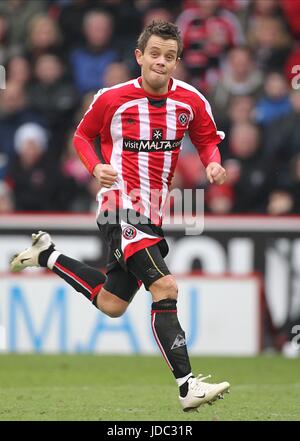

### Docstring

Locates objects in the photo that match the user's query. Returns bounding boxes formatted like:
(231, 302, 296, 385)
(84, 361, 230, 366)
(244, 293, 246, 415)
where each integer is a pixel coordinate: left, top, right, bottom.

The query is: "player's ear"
(135, 48, 143, 66)
(174, 57, 180, 70)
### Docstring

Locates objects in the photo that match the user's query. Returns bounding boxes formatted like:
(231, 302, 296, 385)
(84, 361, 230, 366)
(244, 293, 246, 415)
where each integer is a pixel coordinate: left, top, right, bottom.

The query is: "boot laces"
(189, 374, 214, 394)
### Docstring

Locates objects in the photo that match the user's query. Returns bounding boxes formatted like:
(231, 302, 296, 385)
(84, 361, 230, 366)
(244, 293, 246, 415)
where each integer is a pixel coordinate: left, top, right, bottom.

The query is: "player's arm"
(73, 91, 117, 188)
(189, 94, 226, 185)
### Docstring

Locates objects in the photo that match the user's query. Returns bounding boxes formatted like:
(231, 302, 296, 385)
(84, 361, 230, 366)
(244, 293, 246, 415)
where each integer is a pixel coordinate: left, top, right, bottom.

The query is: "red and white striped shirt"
(74, 77, 224, 225)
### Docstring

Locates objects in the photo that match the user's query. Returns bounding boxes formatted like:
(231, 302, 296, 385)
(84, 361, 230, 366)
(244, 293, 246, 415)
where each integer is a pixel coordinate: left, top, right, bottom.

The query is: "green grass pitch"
(0, 354, 299, 421)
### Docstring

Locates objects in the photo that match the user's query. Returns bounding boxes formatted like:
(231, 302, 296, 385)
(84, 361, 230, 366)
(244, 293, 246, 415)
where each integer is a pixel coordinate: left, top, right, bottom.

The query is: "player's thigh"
(97, 265, 140, 317)
(126, 244, 177, 301)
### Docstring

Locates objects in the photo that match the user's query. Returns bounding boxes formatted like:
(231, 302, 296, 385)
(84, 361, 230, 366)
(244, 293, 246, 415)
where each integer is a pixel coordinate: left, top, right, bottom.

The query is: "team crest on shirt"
(122, 226, 137, 240)
(178, 112, 189, 126)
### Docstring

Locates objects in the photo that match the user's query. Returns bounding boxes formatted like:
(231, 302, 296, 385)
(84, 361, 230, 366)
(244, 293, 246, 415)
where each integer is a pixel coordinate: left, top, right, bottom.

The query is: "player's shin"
(38, 248, 106, 305)
(151, 299, 193, 394)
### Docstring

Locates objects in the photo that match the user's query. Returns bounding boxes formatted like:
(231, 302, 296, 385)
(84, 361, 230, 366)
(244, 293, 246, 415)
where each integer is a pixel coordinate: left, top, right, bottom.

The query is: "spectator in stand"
(99, 0, 147, 43)
(266, 150, 300, 217)
(205, 183, 235, 214)
(7, 122, 74, 211)
(216, 94, 256, 159)
(57, 0, 94, 51)
(247, 16, 291, 73)
(0, 180, 14, 213)
(26, 14, 63, 62)
(102, 62, 131, 88)
(172, 59, 192, 83)
(266, 187, 294, 215)
(212, 46, 263, 117)
(0, 81, 46, 179)
(61, 129, 91, 212)
(74, 91, 95, 125)
(28, 53, 79, 157)
(227, 95, 255, 124)
(174, 151, 207, 191)
(0, 0, 46, 49)
(0, 14, 9, 65)
(70, 10, 119, 95)
(6, 54, 31, 87)
(263, 90, 300, 185)
(245, 0, 283, 30)
(143, 5, 174, 26)
(255, 72, 292, 126)
(94, 0, 150, 76)
(227, 121, 272, 212)
(177, 0, 245, 93)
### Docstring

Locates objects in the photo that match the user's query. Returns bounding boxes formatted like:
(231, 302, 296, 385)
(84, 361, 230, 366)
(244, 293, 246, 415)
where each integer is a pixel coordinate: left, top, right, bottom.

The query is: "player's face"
(135, 35, 179, 95)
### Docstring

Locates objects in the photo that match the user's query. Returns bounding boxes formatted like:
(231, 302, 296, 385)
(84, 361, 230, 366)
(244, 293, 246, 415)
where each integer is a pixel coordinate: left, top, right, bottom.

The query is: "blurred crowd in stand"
(0, 0, 300, 215)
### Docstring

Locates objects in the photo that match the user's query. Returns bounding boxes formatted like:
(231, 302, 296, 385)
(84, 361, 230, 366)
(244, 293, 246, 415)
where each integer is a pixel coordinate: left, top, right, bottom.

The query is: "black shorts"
(97, 209, 171, 301)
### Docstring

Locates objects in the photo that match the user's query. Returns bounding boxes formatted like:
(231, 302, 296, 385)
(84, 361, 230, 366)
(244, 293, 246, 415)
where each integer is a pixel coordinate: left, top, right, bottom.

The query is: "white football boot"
(10, 231, 53, 272)
(179, 374, 230, 412)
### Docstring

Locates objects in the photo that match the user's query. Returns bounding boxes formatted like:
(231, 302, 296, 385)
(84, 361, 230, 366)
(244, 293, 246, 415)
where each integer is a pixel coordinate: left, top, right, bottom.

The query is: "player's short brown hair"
(137, 21, 183, 59)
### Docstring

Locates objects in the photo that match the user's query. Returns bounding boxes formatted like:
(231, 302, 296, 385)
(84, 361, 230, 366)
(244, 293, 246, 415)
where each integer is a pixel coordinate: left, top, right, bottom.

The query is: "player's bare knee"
(103, 307, 126, 318)
(97, 301, 127, 318)
(96, 288, 128, 318)
(150, 275, 178, 300)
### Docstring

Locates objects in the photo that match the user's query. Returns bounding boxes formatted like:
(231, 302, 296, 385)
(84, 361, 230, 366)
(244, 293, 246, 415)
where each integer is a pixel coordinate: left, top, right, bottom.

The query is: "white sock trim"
(176, 373, 193, 387)
(47, 251, 61, 270)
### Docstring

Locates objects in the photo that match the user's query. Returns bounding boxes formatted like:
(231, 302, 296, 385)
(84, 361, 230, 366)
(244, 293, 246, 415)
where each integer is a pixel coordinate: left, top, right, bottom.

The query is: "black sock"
(39, 250, 106, 304)
(39, 245, 55, 267)
(179, 381, 189, 398)
(151, 299, 192, 380)
(179, 375, 195, 397)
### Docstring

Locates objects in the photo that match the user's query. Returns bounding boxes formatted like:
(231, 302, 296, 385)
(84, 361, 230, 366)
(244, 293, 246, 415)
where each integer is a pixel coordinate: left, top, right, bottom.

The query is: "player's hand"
(206, 162, 227, 185)
(93, 164, 118, 188)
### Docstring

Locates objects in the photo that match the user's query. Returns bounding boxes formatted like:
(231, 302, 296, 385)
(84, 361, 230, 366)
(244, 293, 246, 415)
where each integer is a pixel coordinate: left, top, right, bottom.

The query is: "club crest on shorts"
(122, 225, 137, 240)
(178, 112, 189, 126)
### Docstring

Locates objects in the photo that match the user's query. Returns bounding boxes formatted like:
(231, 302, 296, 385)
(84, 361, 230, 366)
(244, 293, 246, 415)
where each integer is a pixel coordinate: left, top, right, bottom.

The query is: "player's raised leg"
(9, 231, 137, 318)
(10, 231, 105, 302)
